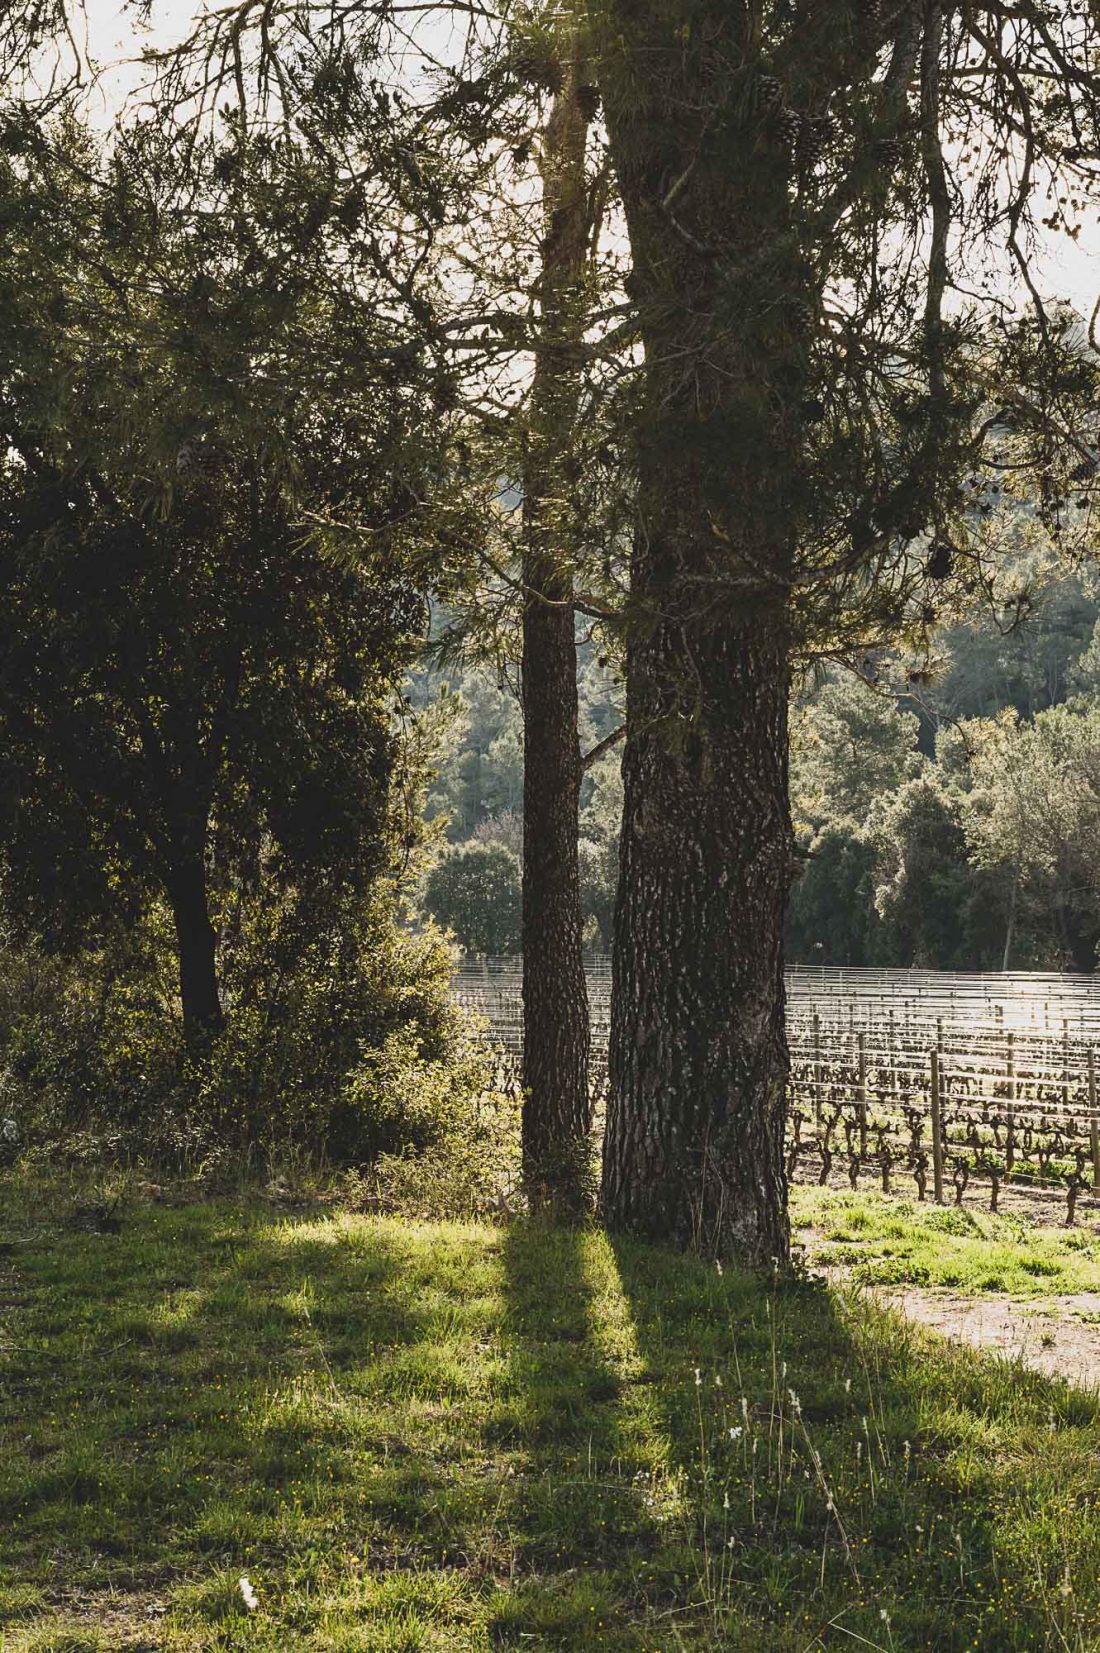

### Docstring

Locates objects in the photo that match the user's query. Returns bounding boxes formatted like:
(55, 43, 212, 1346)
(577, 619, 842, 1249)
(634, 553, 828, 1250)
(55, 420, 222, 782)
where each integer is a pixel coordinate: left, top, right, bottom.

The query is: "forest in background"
(416, 546, 1100, 972)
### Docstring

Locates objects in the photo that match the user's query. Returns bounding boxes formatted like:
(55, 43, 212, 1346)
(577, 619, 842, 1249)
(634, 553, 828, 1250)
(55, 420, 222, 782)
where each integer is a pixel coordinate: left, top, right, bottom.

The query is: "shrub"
(0, 892, 493, 1171)
(422, 842, 521, 955)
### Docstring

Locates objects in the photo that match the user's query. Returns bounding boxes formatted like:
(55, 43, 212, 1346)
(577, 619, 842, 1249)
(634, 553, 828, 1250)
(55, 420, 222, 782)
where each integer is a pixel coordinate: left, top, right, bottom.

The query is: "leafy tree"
(423, 842, 522, 955)
(931, 566, 1100, 726)
(964, 705, 1100, 970)
(0, 121, 449, 1045)
(791, 675, 921, 830)
(869, 773, 1002, 970)
(785, 826, 881, 967)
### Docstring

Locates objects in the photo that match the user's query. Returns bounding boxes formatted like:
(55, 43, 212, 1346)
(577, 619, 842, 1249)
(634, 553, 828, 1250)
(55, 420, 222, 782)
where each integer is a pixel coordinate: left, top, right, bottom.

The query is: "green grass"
(793, 1184, 1100, 1294)
(2, 1178, 1100, 1649)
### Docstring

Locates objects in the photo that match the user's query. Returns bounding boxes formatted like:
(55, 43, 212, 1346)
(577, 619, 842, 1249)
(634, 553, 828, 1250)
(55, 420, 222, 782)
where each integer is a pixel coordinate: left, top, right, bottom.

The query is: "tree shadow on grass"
(8, 1197, 1100, 1653)
(2, 1201, 501, 1647)
(490, 1220, 696, 1651)
(609, 1234, 1100, 1653)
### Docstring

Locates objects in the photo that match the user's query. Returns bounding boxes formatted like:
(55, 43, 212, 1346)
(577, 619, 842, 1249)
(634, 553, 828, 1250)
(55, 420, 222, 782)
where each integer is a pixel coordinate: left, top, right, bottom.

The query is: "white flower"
(0, 1118, 17, 1143)
(729, 1425, 743, 1441)
(238, 1576, 258, 1612)
(694, 1367, 702, 1387)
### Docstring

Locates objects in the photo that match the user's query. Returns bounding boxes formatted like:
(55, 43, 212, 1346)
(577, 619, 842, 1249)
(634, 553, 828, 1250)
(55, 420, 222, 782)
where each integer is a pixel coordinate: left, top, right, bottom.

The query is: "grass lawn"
(792, 1184, 1100, 1295)
(2, 1179, 1100, 1650)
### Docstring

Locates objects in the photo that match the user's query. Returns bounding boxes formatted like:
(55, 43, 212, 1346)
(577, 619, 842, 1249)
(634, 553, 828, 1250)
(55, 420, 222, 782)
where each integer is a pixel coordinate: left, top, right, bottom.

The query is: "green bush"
(0, 892, 492, 1171)
(422, 841, 521, 954)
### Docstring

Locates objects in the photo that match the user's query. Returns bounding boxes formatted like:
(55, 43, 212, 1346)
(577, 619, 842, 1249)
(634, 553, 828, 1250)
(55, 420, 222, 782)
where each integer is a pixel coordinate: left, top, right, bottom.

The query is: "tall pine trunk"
(595, 0, 808, 1261)
(167, 849, 224, 1044)
(603, 560, 792, 1258)
(520, 29, 593, 1215)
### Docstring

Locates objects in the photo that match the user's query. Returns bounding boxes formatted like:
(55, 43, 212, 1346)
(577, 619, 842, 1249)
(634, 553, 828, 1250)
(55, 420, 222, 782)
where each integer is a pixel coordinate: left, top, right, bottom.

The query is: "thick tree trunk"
(603, 593, 792, 1258)
(520, 33, 593, 1215)
(168, 852, 224, 1044)
(594, 0, 809, 1261)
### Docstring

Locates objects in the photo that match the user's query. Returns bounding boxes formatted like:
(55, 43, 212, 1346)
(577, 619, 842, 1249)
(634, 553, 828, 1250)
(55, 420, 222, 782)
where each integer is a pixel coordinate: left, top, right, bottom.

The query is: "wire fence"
(454, 959, 1100, 1220)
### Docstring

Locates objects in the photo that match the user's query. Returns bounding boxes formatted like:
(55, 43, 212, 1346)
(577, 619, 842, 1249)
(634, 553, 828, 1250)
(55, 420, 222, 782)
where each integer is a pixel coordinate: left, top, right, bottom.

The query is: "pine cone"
(575, 83, 600, 122)
(798, 116, 835, 169)
(757, 74, 784, 110)
(775, 107, 803, 148)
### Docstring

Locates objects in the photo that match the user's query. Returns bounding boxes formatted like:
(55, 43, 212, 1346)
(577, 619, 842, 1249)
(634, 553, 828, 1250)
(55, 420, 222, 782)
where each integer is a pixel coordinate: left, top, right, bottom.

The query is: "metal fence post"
(813, 1007, 822, 1126)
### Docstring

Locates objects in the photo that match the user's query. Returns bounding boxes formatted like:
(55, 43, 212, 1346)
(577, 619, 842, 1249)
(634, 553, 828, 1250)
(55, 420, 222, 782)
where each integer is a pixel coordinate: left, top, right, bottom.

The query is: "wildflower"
(714, 1373, 722, 1388)
(723, 1492, 730, 1510)
(694, 1367, 702, 1387)
(238, 1576, 258, 1612)
(729, 1426, 743, 1441)
(715, 1258, 724, 1276)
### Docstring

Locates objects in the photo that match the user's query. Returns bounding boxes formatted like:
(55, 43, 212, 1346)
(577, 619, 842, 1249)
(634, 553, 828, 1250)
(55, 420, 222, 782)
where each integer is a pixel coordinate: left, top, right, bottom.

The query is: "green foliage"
(785, 824, 880, 966)
(791, 674, 921, 831)
(0, 898, 490, 1168)
(423, 842, 522, 955)
(933, 566, 1100, 724)
(870, 773, 1003, 969)
(964, 702, 1100, 969)
(0, 113, 482, 1062)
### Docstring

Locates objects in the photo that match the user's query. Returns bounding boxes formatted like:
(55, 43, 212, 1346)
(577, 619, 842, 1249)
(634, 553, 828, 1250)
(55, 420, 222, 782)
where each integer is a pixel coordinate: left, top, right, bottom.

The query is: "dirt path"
(868, 1284, 1100, 1387)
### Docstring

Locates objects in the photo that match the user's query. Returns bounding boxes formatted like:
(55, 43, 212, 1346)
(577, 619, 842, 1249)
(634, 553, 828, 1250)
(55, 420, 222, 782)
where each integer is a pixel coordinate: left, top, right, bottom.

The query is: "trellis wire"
(455, 959, 1100, 1221)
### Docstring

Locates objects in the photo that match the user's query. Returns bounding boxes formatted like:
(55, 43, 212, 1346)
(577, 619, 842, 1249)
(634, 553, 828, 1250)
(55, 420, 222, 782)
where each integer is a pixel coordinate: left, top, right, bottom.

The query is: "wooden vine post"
(857, 1028, 868, 1159)
(1089, 1044, 1100, 1193)
(1005, 1029, 1016, 1183)
(930, 1047, 945, 1205)
(813, 1008, 822, 1126)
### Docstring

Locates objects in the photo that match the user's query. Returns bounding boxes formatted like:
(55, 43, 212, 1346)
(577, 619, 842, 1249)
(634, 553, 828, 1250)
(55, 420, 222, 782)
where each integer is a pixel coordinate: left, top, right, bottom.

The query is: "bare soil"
(872, 1284, 1100, 1387)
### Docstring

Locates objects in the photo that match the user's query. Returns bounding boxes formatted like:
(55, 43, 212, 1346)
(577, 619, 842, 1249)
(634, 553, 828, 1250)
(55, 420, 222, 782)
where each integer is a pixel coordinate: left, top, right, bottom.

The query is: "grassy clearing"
(793, 1184, 1100, 1295)
(1, 1178, 1100, 1649)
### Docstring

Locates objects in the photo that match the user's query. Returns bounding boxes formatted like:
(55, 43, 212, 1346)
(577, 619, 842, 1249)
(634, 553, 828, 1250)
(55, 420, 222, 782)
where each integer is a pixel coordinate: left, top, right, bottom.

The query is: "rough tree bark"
(167, 844, 224, 1044)
(594, 0, 813, 1262)
(520, 26, 594, 1216)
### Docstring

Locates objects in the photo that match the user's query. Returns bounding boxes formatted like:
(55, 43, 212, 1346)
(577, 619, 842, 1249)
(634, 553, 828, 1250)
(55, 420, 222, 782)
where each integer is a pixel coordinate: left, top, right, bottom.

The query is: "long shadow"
(610, 1231, 1100, 1652)
(492, 1219, 684, 1650)
(9, 1193, 1100, 1652)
